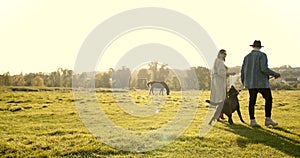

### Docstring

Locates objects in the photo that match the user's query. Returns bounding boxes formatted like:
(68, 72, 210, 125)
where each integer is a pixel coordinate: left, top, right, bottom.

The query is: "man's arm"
(260, 53, 280, 78)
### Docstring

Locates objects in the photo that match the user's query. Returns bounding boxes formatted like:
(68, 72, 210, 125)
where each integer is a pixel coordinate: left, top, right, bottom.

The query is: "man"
(241, 40, 281, 127)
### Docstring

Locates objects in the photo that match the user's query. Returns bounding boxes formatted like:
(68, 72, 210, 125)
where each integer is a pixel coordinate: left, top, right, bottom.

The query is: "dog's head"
(227, 85, 240, 97)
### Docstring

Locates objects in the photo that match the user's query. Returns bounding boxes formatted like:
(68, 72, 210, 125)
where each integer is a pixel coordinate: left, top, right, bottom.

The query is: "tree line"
(0, 63, 211, 90)
(1, 64, 299, 90)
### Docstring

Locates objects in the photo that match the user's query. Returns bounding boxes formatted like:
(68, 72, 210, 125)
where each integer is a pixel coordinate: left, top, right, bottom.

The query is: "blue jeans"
(248, 88, 273, 120)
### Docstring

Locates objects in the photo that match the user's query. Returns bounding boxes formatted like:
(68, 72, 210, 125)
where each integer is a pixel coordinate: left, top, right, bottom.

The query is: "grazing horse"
(146, 81, 170, 95)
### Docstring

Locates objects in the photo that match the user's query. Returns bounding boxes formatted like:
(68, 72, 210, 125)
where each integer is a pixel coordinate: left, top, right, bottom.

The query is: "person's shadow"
(217, 123, 300, 157)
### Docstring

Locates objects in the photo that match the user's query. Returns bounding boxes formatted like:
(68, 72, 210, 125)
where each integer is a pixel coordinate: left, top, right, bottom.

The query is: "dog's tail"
(205, 100, 220, 105)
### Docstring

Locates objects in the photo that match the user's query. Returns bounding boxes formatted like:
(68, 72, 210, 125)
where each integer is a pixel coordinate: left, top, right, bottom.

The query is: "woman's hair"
(217, 49, 226, 60)
(219, 49, 226, 54)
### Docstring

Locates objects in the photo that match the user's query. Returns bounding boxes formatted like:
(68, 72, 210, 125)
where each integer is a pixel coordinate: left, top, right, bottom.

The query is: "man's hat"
(250, 40, 264, 47)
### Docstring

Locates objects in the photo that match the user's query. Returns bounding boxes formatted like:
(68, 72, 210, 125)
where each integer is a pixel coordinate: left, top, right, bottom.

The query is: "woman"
(209, 49, 235, 123)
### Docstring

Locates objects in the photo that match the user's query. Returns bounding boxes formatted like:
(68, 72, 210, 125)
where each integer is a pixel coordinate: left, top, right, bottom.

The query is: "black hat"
(250, 40, 264, 47)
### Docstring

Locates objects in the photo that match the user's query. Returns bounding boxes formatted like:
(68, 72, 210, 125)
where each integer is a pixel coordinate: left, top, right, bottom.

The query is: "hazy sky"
(1, 0, 299, 75)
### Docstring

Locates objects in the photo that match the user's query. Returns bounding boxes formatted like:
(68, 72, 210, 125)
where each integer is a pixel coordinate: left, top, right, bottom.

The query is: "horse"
(146, 81, 170, 95)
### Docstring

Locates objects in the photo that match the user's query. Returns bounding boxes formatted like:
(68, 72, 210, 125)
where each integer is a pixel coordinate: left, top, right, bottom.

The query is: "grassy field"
(0, 87, 299, 157)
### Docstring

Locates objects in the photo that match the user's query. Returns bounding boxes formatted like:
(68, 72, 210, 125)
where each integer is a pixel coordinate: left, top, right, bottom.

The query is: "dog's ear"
(235, 89, 242, 94)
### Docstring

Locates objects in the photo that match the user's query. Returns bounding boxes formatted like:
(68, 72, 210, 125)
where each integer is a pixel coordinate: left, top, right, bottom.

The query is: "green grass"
(0, 88, 299, 157)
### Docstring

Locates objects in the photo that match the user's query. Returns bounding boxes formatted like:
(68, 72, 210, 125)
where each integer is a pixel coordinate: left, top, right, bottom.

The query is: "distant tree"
(108, 68, 114, 77)
(185, 67, 199, 90)
(157, 64, 170, 81)
(157, 64, 169, 81)
(170, 76, 181, 91)
(1, 72, 12, 86)
(62, 69, 73, 87)
(148, 61, 158, 81)
(137, 68, 150, 79)
(44, 73, 52, 87)
(192, 66, 210, 90)
(129, 78, 137, 89)
(12, 74, 25, 86)
(101, 72, 111, 88)
(79, 72, 88, 88)
(0, 75, 2, 86)
(45, 71, 58, 87)
(95, 72, 102, 88)
(56, 68, 63, 87)
(96, 72, 111, 88)
(136, 68, 150, 89)
(112, 66, 131, 88)
(71, 73, 80, 88)
(31, 76, 44, 87)
(24, 73, 36, 86)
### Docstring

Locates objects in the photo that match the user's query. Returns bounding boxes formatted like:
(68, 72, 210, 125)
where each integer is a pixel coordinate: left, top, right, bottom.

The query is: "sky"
(1, 0, 300, 75)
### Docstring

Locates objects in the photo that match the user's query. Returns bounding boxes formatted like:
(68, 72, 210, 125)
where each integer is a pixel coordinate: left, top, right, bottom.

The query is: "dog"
(206, 85, 245, 125)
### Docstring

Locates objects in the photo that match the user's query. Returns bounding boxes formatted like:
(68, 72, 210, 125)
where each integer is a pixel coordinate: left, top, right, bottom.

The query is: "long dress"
(200, 57, 228, 136)
(208, 57, 228, 124)
(210, 58, 227, 103)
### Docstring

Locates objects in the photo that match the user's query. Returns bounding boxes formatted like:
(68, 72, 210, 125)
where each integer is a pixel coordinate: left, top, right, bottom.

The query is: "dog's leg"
(228, 114, 234, 125)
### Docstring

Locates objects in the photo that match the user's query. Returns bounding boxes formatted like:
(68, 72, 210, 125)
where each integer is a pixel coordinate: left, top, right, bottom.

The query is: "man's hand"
(274, 73, 281, 79)
(227, 72, 236, 76)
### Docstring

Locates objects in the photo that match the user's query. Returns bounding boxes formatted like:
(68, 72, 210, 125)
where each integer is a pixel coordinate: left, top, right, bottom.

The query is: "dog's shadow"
(217, 123, 300, 157)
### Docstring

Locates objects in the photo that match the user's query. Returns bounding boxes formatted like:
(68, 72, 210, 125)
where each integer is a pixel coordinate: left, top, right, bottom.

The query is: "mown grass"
(0, 88, 299, 157)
